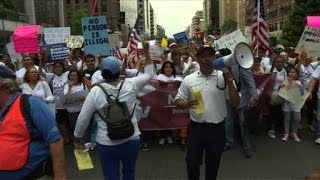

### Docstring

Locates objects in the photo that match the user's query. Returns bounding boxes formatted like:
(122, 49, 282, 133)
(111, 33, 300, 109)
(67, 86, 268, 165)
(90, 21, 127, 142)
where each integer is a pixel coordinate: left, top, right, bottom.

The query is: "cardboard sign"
(65, 35, 84, 48)
(44, 27, 70, 45)
(295, 26, 320, 58)
(6, 42, 22, 62)
(173, 31, 190, 51)
(13, 25, 41, 53)
(215, 29, 247, 50)
(149, 45, 164, 62)
(81, 16, 110, 56)
(307, 16, 320, 28)
(41, 43, 69, 62)
(278, 85, 309, 109)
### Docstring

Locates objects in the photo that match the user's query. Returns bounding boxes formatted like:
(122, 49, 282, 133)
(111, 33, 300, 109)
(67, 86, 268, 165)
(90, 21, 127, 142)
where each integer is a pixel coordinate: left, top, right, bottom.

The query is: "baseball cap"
(169, 43, 178, 48)
(0, 65, 16, 80)
(197, 45, 215, 56)
(100, 56, 122, 74)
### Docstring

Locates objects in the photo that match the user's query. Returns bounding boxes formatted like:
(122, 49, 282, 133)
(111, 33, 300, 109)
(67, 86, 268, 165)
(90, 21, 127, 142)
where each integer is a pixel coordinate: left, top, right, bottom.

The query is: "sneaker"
(243, 149, 253, 158)
(282, 133, 289, 141)
(267, 130, 276, 139)
(308, 125, 316, 132)
(159, 138, 165, 145)
(291, 133, 301, 142)
(315, 138, 320, 145)
(142, 143, 150, 151)
(167, 137, 173, 144)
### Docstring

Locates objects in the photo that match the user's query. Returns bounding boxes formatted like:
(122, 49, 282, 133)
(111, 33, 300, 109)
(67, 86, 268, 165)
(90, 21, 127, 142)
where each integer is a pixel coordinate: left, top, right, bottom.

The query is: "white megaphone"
(212, 42, 254, 69)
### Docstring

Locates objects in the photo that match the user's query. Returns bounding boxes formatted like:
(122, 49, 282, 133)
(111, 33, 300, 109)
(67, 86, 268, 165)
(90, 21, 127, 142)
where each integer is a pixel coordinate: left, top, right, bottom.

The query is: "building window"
(84, 0, 88, 3)
(67, 0, 70, 4)
(75, 0, 79, 4)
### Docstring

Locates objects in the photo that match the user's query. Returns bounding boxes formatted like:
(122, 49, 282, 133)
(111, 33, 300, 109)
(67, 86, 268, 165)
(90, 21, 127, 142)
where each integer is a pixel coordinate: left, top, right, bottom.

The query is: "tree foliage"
(0, 0, 16, 11)
(71, 8, 88, 35)
(221, 19, 238, 34)
(280, 0, 320, 47)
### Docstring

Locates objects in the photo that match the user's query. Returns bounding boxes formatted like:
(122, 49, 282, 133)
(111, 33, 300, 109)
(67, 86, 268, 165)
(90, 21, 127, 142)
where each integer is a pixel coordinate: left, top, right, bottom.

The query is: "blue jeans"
(96, 139, 140, 180)
(225, 101, 251, 151)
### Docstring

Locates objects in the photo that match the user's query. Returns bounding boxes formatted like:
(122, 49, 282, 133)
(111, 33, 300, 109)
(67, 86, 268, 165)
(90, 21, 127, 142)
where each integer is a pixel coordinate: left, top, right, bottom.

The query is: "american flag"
(251, 0, 269, 54)
(115, 45, 123, 59)
(127, 17, 141, 68)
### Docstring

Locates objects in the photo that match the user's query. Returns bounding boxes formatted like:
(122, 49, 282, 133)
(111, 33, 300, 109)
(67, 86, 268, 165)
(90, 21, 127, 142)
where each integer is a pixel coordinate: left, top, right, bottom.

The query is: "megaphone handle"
(212, 57, 225, 70)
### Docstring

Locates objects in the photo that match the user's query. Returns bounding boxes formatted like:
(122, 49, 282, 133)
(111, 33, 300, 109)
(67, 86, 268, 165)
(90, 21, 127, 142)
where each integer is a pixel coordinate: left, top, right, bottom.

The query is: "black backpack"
(96, 80, 135, 140)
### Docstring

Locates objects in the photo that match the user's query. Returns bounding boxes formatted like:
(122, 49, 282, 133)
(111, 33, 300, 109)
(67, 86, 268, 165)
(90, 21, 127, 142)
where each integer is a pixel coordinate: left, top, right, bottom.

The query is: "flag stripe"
(251, 0, 269, 53)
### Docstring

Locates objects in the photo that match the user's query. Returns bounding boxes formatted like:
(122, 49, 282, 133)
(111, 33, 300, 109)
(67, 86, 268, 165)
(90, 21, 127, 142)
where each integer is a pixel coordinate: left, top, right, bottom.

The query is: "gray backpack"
(97, 81, 135, 140)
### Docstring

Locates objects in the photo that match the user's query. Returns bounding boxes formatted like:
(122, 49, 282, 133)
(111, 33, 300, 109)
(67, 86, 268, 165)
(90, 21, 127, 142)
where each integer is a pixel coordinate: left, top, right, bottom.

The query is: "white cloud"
(150, 0, 203, 38)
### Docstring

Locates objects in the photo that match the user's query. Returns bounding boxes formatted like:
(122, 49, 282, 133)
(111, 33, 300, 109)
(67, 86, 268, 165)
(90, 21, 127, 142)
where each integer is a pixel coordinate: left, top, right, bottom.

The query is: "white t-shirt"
(46, 72, 69, 109)
(311, 66, 320, 98)
(63, 83, 87, 112)
(260, 57, 272, 70)
(266, 67, 287, 91)
(299, 62, 318, 89)
(156, 73, 183, 82)
(21, 81, 54, 102)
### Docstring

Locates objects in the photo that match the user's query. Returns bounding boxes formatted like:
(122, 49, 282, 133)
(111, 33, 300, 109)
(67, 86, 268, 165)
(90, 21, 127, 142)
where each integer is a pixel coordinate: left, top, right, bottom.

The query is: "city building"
(150, 5, 156, 38)
(190, 11, 204, 36)
(137, 0, 151, 39)
(219, 0, 237, 32)
(203, 0, 220, 35)
(156, 24, 165, 38)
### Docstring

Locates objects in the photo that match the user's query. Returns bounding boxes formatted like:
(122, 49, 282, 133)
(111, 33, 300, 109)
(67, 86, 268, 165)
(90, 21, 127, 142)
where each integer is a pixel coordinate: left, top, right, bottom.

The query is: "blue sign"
(81, 16, 110, 56)
(41, 43, 69, 62)
(173, 32, 190, 50)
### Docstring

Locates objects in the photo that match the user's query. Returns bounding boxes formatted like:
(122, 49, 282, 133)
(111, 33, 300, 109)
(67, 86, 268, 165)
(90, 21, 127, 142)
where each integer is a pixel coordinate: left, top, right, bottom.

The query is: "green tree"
(280, 0, 320, 47)
(221, 19, 238, 34)
(71, 8, 88, 35)
(0, 0, 16, 11)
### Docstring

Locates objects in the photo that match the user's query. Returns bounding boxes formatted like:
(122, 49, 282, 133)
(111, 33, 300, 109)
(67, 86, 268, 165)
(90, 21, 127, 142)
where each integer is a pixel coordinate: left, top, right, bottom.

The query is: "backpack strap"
(20, 94, 38, 139)
(116, 80, 125, 100)
(97, 84, 114, 104)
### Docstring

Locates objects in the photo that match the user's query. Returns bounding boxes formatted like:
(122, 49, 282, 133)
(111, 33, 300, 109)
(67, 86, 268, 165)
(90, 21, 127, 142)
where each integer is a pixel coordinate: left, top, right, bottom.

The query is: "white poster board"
(215, 29, 247, 50)
(6, 42, 22, 62)
(44, 27, 71, 45)
(278, 86, 309, 109)
(60, 90, 89, 110)
(295, 26, 320, 58)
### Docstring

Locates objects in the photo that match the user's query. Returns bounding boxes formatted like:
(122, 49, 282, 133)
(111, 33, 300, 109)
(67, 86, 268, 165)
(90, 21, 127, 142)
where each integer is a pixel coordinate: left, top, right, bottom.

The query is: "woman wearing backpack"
(74, 42, 153, 180)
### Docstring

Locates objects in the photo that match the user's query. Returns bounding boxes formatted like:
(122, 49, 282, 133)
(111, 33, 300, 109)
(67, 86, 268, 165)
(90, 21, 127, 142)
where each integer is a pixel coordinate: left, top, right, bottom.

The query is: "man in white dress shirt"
(175, 46, 240, 180)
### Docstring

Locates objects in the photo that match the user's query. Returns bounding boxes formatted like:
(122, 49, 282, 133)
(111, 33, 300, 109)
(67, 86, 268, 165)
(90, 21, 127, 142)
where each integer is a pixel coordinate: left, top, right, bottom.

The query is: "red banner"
(137, 80, 190, 130)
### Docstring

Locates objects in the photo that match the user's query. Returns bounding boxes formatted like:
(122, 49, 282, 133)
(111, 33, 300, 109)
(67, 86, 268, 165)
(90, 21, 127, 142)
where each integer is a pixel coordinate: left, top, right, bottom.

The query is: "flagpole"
(257, 0, 260, 55)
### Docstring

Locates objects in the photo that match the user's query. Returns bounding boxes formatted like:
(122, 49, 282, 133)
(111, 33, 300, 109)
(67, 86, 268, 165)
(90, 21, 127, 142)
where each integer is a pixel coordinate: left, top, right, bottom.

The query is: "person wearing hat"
(175, 46, 239, 180)
(167, 42, 178, 61)
(73, 42, 154, 180)
(0, 66, 65, 179)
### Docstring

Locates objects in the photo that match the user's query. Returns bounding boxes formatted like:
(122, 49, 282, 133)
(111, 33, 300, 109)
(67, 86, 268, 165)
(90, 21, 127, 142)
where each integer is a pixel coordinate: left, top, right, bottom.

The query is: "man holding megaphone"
(216, 45, 259, 159)
(175, 45, 240, 180)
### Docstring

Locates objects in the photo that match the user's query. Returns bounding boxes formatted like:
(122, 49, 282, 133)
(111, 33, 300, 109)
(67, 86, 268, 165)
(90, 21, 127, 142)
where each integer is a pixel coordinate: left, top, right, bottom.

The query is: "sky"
(150, 0, 203, 38)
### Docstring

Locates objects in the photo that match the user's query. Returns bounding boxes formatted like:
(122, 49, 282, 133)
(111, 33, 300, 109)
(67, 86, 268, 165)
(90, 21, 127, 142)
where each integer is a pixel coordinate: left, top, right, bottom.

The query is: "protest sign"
(60, 90, 89, 111)
(149, 45, 164, 62)
(215, 29, 247, 50)
(108, 33, 121, 50)
(295, 26, 320, 58)
(6, 42, 22, 62)
(13, 25, 41, 53)
(278, 85, 309, 109)
(65, 35, 84, 48)
(41, 43, 69, 62)
(81, 16, 110, 56)
(173, 31, 190, 52)
(137, 80, 190, 130)
(307, 16, 320, 28)
(44, 27, 70, 45)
